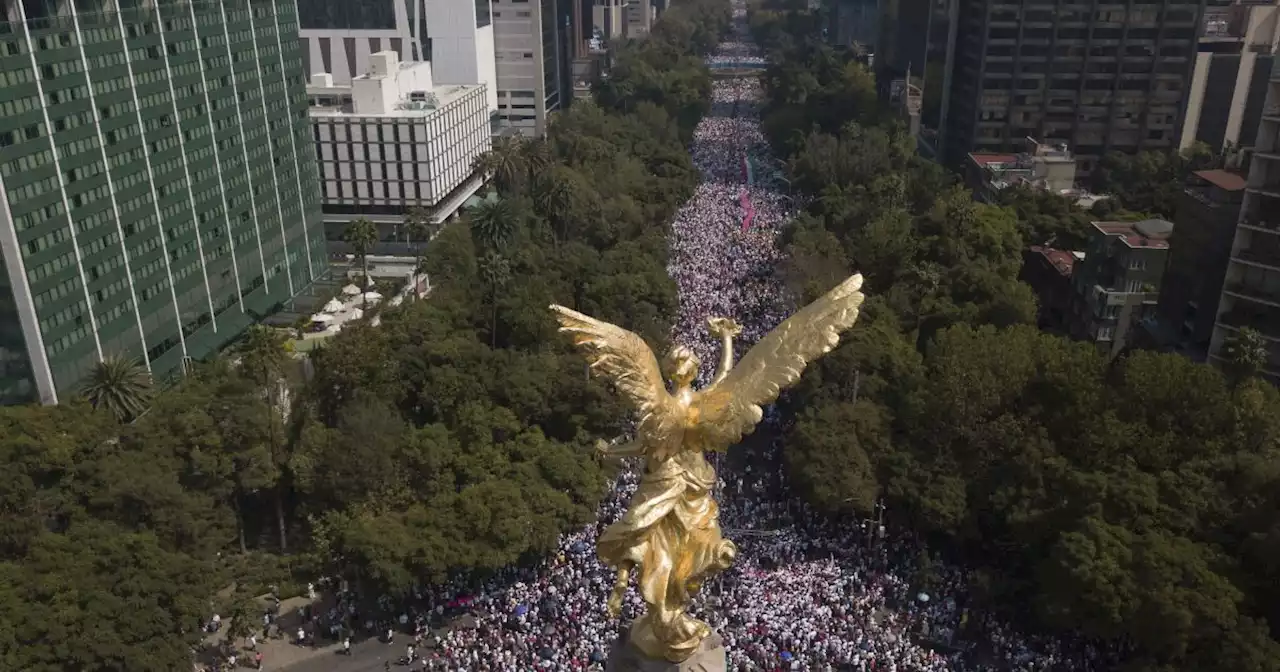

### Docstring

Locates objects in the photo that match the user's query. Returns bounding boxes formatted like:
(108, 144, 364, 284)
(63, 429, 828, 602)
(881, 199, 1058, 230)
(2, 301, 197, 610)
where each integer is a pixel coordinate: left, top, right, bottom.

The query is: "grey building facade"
(941, 0, 1204, 177)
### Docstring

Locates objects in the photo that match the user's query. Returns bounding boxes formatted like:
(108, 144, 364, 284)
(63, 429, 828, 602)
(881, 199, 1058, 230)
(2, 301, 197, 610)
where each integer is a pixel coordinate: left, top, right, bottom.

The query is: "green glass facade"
(0, 0, 325, 405)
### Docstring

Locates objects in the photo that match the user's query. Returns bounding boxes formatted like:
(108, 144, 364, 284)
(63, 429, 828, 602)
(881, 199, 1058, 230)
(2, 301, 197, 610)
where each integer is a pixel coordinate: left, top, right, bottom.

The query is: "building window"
(1097, 326, 1114, 341)
(477, 0, 491, 27)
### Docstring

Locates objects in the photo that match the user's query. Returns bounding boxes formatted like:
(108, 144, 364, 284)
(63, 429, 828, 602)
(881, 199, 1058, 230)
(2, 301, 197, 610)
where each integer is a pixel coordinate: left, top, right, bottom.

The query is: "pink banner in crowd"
(740, 189, 755, 232)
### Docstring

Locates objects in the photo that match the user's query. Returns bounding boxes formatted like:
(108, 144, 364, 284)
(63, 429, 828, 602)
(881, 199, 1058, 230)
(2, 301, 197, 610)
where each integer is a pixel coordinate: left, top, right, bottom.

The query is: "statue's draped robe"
(597, 450, 736, 662)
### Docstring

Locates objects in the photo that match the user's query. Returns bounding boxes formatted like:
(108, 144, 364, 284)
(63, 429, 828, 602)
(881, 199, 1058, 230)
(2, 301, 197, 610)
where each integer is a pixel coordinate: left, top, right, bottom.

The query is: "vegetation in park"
(750, 2, 1280, 671)
(0, 1, 730, 668)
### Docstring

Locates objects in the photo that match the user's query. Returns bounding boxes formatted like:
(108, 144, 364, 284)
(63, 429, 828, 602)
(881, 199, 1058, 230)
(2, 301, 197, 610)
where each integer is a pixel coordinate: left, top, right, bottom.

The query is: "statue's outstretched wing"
(694, 274, 865, 448)
(550, 305, 682, 451)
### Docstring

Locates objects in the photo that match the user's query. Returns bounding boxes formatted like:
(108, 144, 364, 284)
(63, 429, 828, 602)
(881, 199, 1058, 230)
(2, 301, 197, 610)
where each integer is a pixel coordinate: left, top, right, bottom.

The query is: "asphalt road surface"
(276, 637, 419, 672)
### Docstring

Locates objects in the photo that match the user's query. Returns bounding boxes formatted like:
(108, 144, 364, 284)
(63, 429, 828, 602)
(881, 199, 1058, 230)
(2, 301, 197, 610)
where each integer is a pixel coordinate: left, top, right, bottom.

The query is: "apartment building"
(296, 0, 498, 111)
(941, 0, 1203, 176)
(1180, 0, 1279, 153)
(1208, 67, 1280, 377)
(0, 0, 325, 404)
(1149, 170, 1246, 358)
(493, 0, 572, 135)
(1068, 219, 1175, 358)
(307, 52, 491, 245)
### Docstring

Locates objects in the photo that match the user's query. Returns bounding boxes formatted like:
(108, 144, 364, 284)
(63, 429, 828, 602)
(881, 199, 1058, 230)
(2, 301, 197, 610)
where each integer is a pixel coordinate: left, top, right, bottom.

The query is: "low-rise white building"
(308, 52, 492, 236)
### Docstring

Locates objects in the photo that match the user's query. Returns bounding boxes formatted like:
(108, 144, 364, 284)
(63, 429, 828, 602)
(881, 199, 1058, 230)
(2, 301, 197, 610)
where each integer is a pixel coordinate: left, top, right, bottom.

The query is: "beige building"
(965, 138, 1106, 210)
(1181, 0, 1280, 153)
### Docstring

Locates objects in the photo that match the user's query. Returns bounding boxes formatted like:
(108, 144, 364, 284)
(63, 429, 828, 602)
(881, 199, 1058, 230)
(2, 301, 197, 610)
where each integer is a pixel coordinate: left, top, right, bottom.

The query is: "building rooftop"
(1192, 169, 1247, 192)
(1093, 219, 1174, 249)
(306, 51, 483, 118)
(969, 153, 1020, 167)
(1030, 246, 1080, 277)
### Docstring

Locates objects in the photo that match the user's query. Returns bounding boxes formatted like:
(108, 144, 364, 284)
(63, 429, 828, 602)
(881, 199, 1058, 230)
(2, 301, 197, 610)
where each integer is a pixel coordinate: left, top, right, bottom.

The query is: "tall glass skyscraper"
(0, 0, 325, 405)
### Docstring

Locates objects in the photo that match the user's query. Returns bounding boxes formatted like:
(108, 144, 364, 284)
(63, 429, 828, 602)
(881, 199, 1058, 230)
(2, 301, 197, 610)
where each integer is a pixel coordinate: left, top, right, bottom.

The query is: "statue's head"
(664, 345, 700, 388)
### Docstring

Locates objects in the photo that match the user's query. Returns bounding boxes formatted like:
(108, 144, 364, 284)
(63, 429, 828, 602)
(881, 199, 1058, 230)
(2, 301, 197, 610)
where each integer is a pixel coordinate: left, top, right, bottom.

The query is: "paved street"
(273, 637, 407, 672)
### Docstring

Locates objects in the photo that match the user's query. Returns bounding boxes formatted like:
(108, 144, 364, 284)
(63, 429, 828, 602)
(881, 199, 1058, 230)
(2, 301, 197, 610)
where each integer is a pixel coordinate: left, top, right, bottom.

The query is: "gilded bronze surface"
(550, 273, 866, 663)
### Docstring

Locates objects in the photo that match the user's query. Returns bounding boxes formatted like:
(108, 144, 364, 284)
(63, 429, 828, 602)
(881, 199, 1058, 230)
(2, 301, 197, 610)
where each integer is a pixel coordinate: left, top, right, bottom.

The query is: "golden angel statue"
(549, 273, 866, 663)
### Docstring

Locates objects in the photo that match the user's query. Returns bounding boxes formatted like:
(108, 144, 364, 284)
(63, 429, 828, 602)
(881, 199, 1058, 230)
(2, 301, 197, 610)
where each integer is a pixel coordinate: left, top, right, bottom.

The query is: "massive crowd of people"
(279, 9, 1117, 671)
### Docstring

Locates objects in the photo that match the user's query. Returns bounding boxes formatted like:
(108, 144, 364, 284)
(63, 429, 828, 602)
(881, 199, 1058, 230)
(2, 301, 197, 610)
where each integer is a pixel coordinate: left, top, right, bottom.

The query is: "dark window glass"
(477, 0, 491, 28)
(297, 0, 396, 30)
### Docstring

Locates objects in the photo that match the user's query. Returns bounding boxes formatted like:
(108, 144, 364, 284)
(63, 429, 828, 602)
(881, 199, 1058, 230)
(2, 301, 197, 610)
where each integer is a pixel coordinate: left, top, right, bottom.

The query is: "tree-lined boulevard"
(2, 0, 1279, 670)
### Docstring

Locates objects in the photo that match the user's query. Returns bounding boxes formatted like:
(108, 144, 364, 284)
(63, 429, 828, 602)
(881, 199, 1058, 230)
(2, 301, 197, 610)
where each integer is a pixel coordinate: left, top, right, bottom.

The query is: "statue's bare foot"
(707, 317, 743, 338)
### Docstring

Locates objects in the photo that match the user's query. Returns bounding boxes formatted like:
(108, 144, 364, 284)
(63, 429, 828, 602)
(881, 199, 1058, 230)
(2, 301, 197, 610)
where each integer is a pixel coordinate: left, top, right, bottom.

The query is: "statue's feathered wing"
(695, 273, 866, 448)
(550, 305, 684, 459)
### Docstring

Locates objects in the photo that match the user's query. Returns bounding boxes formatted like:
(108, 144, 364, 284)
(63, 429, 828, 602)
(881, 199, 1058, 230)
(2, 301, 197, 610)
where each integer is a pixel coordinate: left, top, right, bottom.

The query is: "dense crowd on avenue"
(260, 10, 1116, 672)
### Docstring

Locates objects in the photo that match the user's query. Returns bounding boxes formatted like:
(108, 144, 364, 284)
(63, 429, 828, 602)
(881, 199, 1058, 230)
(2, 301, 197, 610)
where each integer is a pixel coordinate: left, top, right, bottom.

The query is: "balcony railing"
(1219, 309, 1280, 341)
(1226, 281, 1280, 307)
(1235, 247, 1280, 269)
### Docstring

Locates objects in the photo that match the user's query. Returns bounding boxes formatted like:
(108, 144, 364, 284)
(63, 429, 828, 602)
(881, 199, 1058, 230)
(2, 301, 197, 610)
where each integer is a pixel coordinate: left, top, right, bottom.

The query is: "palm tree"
(472, 136, 527, 195)
(532, 167, 574, 245)
(520, 138, 553, 178)
(80, 355, 153, 422)
(468, 200, 518, 251)
(237, 325, 293, 550)
(343, 217, 379, 309)
(477, 250, 512, 348)
(404, 206, 434, 278)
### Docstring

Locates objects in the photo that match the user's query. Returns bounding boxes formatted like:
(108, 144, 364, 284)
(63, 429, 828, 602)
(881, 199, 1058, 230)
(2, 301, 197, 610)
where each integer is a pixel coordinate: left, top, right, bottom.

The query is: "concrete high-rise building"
(1208, 66, 1280, 378)
(307, 52, 491, 244)
(1147, 169, 1246, 358)
(1180, 0, 1279, 153)
(0, 0, 325, 405)
(296, 0, 498, 111)
(493, 0, 571, 135)
(941, 0, 1203, 177)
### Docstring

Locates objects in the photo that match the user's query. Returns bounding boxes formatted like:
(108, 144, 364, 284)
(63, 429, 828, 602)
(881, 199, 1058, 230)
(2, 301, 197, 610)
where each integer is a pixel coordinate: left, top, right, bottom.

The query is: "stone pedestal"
(605, 629, 727, 672)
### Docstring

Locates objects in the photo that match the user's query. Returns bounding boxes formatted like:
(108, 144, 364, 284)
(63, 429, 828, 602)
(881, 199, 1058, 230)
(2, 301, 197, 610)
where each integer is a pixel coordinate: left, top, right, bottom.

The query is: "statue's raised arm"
(547, 274, 865, 665)
(694, 273, 865, 449)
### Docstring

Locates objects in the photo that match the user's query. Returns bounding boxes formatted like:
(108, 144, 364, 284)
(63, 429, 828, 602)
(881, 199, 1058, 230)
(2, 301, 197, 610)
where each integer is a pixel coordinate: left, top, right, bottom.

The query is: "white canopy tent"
(342, 284, 362, 296)
(310, 313, 335, 323)
(323, 298, 344, 313)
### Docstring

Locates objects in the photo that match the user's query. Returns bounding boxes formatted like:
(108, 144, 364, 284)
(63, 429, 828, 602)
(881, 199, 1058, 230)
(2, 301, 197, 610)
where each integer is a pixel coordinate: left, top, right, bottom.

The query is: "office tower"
(591, 0, 625, 42)
(1068, 219, 1175, 358)
(0, 0, 324, 405)
(307, 52, 491, 237)
(1148, 169, 1245, 358)
(1180, 0, 1280, 153)
(493, 0, 571, 136)
(295, 0, 498, 111)
(623, 0, 652, 37)
(877, 0, 957, 158)
(941, 0, 1203, 177)
(1208, 65, 1280, 377)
